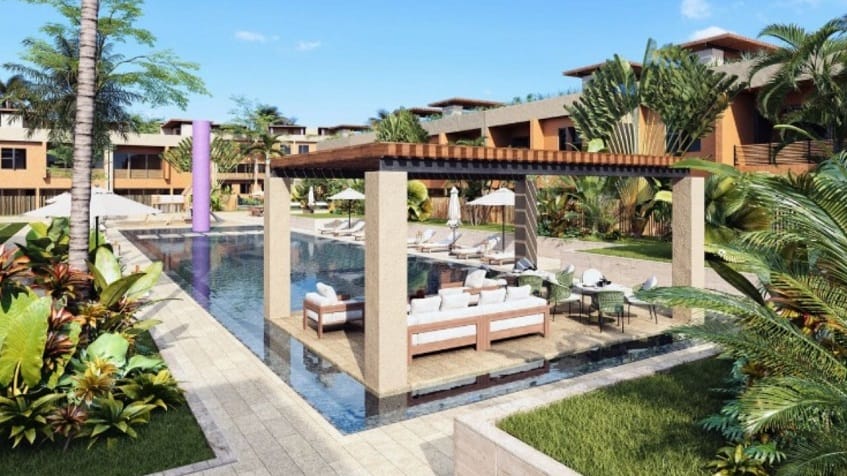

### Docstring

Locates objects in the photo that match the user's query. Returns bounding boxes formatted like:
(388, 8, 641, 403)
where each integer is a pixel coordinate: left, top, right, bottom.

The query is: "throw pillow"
(644, 275, 658, 290)
(464, 269, 487, 289)
(316, 282, 338, 303)
(441, 292, 471, 310)
(506, 285, 532, 301)
(410, 296, 441, 315)
(478, 288, 507, 306)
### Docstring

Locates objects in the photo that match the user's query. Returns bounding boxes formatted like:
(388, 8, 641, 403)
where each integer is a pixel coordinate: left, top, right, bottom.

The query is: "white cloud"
(689, 26, 731, 40)
(681, 0, 711, 19)
(296, 40, 321, 51)
(234, 30, 267, 43)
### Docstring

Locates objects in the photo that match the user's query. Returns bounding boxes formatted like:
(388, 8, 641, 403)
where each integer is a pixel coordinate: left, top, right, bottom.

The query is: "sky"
(0, 0, 844, 127)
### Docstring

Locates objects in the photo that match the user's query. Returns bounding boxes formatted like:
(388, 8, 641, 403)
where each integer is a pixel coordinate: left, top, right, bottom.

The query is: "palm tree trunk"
(69, 0, 100, 271)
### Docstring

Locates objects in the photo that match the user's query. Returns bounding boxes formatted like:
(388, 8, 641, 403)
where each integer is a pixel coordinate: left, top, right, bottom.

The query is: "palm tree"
(68, 0, 99, 271)
(374, 109, 428, 143)
(642, 153, 847, 474)
(243, 132, 285, 193)
(750, 18, 847, 151)
(0, 75, 26, 109)
(368, 108, 391, 127)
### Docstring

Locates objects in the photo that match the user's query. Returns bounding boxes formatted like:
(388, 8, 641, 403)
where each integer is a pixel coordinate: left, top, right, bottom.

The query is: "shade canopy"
(468, 187, 515, 206)
(329, 187, 365, 201)
(27, 187, 161, 219)
(468, 187, 514, 251)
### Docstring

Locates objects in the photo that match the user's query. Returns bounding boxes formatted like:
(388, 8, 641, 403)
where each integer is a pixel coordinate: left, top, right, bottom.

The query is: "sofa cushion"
(411, 325, 476, 346)
(482, 278, 508, 288)
(506, 285, 532, 301)
(478, 288, 506, 306)
(441, 292, 471, 310)
(464, 269, 487, 289)
(490, 313, 545, 332)
(316, 282, 338, 303)
(410, 296, 441, 315)
(305, 308, 363, 325)
(438, 287, 465, 296)
(304, 292, 330, 307)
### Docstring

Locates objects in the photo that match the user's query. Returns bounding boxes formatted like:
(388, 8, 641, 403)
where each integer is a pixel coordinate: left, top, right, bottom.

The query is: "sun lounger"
(334, 220, 365, 236)
(407, 229, 436, 247)
(418, 233, 462, 253)
(452, 235, 499, 259)
(482, 249, 515, 265)
(353, 230, 365, 241)
(318, 219, 345, 235)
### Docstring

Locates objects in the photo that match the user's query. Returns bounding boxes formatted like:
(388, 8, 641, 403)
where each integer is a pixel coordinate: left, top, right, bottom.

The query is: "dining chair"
(625, 275, 659, 323)
(589, 290, 625, 332)
(517, 274, 544, 297)
(546, 270, 581, 320)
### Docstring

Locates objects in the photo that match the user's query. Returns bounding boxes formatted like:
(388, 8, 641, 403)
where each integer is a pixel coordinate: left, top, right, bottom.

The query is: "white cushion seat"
(302, 283, 364, 338)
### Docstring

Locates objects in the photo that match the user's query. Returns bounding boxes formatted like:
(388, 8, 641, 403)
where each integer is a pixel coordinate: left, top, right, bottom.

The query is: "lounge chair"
(318, 219, 345, 235)
(418, 233, 462, 253)
(625, 275, 658, 323)
(482, 248, 515, 265)
(407, 229, 436, 247)
(333, 220, 365, 236)
(302, 282, 364, 338)
(353, 230, 365, 241)
(451, 235, 499, 259)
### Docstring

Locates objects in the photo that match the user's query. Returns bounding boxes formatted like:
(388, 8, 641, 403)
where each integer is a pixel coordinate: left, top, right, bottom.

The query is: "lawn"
(0, 223, 26, 245)
(421, 217, 515, 233)
(498, 358, 730, 476)
(582, 238, 672, 262)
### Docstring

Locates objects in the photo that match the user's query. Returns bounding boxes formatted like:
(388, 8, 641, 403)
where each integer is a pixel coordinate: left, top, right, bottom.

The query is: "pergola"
(265, 143, 704, 396)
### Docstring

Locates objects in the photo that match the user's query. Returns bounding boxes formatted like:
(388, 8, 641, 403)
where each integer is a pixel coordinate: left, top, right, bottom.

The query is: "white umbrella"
(27, 187, 161, 246)
(468, 187, 514, 251)
(446, 187, 461, 249)
(328, 187, 365, 227)
(307, 186, 316, 209)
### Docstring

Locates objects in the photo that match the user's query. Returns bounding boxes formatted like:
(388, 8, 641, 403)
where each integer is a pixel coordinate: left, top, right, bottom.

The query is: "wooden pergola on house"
(265, 143, 704, 396)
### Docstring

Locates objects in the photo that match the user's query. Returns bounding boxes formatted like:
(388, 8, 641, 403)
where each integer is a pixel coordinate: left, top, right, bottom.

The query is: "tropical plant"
(0, 75, 27, 110)
(407, 180, 432, 221)
(567, 40, 744, 156)
(704, 174, 771, 246)
(117, 369, 183, 411)
(560, 176, 617, 235)
(6, 0, 207, 270)
(46, 402, 87, 449)
(161, 136, 243, 174)
(374, 109, 428, 143)
(641, 152, 847, 474)
(0, 245, 30, 304)
(614, 177, 671, 236)
(84, 393, 154, 448)
(707, 444, 770, 476)
(0, 392, 65, 447)
(750, 18, 847, 151)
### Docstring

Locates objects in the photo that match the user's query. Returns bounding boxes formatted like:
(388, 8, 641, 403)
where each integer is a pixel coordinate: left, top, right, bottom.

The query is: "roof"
(160, 118, 221, 129)
(679, 33, 777, 53)
(562, 61, 642, 78)
(319, 124, 371, 132)
(409, 107, 442, 117)
(427, 98, 504, 108)
(269, 142, 689, 179)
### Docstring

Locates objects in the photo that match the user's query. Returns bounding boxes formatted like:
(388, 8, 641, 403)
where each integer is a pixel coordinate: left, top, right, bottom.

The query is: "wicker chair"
(545, 270, 580, 320)
(517, 274, 544, 297)
(588, 290, 625, 332)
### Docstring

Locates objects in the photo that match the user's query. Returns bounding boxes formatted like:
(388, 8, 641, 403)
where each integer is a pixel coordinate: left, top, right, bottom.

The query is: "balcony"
(734, 139, 832, 171)
(114, 169, 164, 179)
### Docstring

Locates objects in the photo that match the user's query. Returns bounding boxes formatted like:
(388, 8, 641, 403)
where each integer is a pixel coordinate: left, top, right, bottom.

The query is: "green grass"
(297, 212, 363, 220)
(498, 358, 730, 476)
(421, 217, 515, 233)
(582, 239, 673, 262)
(0, 404, 214, 476)
(0, 223, 26, 245)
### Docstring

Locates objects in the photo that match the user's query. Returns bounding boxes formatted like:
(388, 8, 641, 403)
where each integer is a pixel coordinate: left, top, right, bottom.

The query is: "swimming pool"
(125, 227, 690, 434)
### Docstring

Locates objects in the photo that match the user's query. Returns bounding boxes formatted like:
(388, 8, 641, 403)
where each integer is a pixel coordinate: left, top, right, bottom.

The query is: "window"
(113, 152, 163, 171)
(298, 144, 310, 154)
(1, 148, 26, 170)
(558, 127, 582, 151)
(280, 144, 291, 155)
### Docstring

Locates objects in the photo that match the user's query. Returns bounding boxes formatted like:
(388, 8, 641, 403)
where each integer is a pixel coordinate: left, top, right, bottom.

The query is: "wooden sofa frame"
(407, 303, 549, 362)
(302, 297, 365, 339)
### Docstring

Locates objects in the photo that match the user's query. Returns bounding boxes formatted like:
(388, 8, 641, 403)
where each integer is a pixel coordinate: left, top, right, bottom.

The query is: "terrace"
(266, 142, 706, 396)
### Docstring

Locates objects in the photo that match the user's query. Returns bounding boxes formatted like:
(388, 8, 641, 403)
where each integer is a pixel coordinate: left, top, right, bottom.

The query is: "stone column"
(364, 171, 408, 395)
(514, 178, 538, 265)
(529, 119, 544, 150)
(264, 176, 292, 320)
(672, 175, 705, 323)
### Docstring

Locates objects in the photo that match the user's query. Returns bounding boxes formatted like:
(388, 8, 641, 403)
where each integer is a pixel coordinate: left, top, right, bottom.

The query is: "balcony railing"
(114, 169, 164, 179)
(734, 139, 833, 167)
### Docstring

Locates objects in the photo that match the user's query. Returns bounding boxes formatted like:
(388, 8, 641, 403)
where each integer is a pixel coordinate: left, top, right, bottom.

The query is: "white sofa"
(407, 285, 549, 361)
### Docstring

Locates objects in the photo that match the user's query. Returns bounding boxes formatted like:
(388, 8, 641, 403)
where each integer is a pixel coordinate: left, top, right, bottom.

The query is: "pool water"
(125, 226, 690, 434)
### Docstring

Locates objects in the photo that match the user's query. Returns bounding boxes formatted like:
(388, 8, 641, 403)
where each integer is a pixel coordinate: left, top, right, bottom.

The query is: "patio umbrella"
(26, 187, 161, 247)
(468, 187, 514, 251)
(328, 187, 365, 227)
(307, 186, 315, 210)
(446, 187, 461, 249)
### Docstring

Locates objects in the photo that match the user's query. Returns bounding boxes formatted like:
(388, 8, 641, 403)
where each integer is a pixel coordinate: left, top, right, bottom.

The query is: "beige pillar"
(364, 171, 408, 395)
(437, 133, 448, 145)
(672, 175, 705, 323)
(264, 176, 292, 320)
(514, 178, 538, 265)
(529, 119, 544, 150)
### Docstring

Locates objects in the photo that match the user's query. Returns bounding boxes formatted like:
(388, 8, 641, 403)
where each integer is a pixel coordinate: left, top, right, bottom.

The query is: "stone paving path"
(100, 215, 734, 475)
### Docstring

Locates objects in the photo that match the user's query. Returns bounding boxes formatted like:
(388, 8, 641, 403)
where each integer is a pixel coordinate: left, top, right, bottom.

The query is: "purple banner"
(192, 120, 211, 232)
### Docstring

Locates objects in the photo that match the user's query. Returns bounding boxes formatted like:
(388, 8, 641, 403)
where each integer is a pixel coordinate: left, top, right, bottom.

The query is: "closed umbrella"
(328, 187, 365, 227)
(468, 187, 514, 251)
(26, 187, 161, 247)
(446, 187, 461, 250)
(307, 186, 315, 210)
